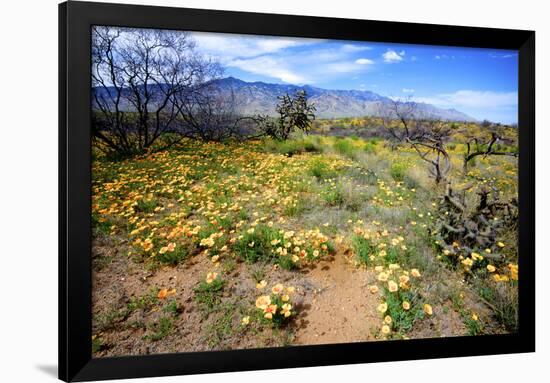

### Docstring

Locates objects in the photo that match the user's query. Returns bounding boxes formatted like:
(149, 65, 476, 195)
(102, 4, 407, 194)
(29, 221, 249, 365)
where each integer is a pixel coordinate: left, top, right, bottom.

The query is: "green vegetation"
(92, 116, 518, 355)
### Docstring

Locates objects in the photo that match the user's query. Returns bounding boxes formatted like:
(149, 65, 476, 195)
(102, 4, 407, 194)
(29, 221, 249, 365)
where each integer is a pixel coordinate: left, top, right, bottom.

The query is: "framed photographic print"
(59, 1, 535, 381)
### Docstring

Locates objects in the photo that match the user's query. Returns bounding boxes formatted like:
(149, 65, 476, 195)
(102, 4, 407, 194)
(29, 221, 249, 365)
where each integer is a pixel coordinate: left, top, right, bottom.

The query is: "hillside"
(93, 77, 476, 122)
(213, 77, 477, 121)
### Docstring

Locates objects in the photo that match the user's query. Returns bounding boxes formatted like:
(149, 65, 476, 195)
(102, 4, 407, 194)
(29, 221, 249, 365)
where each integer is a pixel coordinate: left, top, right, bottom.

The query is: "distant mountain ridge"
(92, 77, 477, 122)
(213, 77, 476, 122)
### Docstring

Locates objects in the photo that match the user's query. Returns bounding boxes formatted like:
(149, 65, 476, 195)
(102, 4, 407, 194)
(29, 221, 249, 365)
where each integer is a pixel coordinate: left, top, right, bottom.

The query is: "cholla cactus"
(431, 182, 517, 268)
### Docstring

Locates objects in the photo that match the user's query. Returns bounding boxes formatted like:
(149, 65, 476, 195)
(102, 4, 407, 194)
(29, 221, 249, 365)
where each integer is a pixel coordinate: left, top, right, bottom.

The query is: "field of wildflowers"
(91, 126, 518, 357)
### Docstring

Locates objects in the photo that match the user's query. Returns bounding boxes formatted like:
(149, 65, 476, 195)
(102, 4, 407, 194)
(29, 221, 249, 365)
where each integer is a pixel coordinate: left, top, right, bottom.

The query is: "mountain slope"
(214, 77, 476, 122)
(92, 77, 476, 122)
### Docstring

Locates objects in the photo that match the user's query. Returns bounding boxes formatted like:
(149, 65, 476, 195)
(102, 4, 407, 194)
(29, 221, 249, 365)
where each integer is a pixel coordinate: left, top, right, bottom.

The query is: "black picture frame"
(59, 1, 535, 381)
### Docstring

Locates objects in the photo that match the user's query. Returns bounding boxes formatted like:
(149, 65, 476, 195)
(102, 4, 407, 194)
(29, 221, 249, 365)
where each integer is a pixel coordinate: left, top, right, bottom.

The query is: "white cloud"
(489, 53, 518, 59)
(434, 54, 455, 60)
(355, 58, 374, 65)
(190, 32, 319, 62)
(189, 31, 375, 84)
(402, 88, 415, 93)
(341, 44, 372, 52)
(227, 56, 309, 84)
(188, 32, 382, 84)
(325, 59, 375, 73)
(382, 50, 404, 63)
(414, 90, 517, 109)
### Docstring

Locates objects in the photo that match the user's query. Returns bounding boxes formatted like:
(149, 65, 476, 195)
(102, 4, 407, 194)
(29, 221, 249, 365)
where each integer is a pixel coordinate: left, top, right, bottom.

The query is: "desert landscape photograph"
(90, 27, 519, 357)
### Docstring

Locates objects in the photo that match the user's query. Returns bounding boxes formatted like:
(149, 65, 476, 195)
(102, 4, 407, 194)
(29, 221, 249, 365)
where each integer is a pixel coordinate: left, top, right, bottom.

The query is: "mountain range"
(92, 77, 476, 122)
(214, 77, 476, 122)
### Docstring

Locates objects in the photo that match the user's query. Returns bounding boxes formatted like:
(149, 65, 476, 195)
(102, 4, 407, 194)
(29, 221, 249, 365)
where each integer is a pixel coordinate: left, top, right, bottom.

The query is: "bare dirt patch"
(292, 252, 379, 345)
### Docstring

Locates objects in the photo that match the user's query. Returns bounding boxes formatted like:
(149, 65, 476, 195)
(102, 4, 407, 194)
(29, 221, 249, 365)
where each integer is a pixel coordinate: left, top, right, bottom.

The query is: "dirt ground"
(292, 252, 379, 345)
(92, 240, 382, 356)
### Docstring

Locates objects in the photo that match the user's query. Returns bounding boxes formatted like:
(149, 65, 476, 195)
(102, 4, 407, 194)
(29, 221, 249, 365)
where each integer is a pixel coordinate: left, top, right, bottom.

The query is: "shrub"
(382, 286, 425, 334)
(375, 267, 429, 337)
(235, 225, 284, 264)
(322, 186, 344, 207)
(308, 158, 335, 180)
(283, 196, 308, 217)
(322, 181, 364, 211)
(477, 280, 518, 332)
(390, 162, 408, 181)
(352, 235, 375, 265)
(363, 140, 380, 154)
(264, 136, 323, 156)
(135, 198, 158, 213)
(303, 136, 324, 152)
(255, 90, 316, 140)
(156, 243, 188, 265)
(333, 138, 356, 158)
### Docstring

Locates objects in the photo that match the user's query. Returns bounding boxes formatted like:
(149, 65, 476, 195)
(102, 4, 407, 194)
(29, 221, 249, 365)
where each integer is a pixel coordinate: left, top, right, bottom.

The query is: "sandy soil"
(293, 252, 379, 345)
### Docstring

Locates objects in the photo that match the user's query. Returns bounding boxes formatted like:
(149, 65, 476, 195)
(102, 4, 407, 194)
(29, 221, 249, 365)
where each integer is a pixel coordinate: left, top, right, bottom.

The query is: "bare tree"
(91, 27, 131, 154)
(170, 81, 249, 141)
(463, 132, 518, 174)
(379, 99, 452, 184)
(91, 26, 223, 155)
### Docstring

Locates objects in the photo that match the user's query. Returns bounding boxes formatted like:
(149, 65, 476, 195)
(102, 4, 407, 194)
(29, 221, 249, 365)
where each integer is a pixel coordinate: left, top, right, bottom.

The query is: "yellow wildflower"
(280, 303, 292, 318)
(255, 295, 271, 310)
(271, 283, 284, 295)
(378, 272, 389, 282)
(423, 304, 433, 316)
(377, 302, 388, 313)
(205, 272, 218, 284)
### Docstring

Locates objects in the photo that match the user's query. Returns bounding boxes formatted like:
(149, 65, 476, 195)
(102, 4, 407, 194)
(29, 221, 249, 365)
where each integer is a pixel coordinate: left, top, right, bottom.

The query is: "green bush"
(157, 245, 188, 265)
(322, 182, 364, 211)
(363, 141, 378, 154)
(235, 225, 283, 264)
(263, 137, 322, 156)
(308, 158, 335, 179)
(135, 198, 158, 213)
(383, 288, 425, 334)
(390, 162, 408, 181)
(477, 281, 518, 332)
(333, 138, 356, 158)
(352, 235, 375, 265)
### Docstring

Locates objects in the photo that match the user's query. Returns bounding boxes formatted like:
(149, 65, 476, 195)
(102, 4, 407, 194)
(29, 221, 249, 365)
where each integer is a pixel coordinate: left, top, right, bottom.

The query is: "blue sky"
(190, 31, 518, 124)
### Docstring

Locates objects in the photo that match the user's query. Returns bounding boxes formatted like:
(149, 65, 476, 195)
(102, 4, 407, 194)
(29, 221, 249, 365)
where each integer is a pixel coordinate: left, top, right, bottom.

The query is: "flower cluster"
(271, 228, 332, 265)
(255, 283, 296, 326)
(351, 225, 408, 266)
(492, 263, 518, 282)
(370, 263, 431, 337)
(437, 240, 518, 283)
